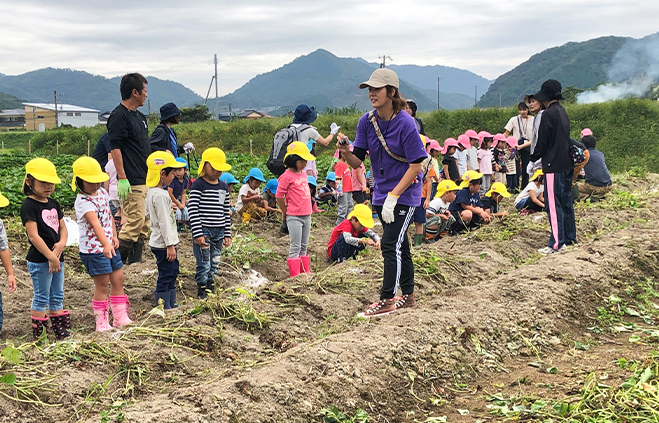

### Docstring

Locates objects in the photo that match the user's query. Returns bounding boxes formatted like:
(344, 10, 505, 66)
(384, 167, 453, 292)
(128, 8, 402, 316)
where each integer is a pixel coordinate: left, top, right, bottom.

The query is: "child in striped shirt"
(188, 148, 233, 299)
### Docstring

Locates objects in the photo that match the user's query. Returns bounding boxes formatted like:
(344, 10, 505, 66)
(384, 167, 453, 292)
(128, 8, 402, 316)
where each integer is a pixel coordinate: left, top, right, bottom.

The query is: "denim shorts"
(80, 251, 123, 276)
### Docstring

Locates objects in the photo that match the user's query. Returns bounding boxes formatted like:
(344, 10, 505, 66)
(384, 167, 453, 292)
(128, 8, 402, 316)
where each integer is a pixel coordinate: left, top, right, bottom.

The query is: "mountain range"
(209, 49, 489, 113)
(0, 68, 203, 113)
(1, 32, 657, 116)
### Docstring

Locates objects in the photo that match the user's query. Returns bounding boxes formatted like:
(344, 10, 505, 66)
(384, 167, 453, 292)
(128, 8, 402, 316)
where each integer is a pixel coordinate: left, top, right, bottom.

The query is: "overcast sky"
(2, 0, 657, 97)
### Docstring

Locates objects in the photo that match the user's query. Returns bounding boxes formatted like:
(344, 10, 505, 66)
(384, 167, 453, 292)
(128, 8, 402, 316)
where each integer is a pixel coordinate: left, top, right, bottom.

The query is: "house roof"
(0, 109, 25, 117)
(23, 103, 100, 113)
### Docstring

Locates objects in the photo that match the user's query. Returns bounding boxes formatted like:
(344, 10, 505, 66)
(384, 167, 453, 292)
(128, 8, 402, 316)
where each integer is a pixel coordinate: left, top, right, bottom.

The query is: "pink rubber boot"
(92, 300, 112, 332)
(300, 255, 312, 274)
(109, 295, 133, 327)
(287, 258, 301, 278)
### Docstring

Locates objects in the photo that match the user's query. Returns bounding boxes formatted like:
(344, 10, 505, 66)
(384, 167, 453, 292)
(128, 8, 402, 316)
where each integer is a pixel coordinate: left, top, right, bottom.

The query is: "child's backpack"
(267, 124, 311, 177)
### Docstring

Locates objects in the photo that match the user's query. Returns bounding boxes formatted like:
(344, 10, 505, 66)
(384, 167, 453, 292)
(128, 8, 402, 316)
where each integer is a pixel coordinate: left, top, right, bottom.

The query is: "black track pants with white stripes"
(373, 204, 415, 300)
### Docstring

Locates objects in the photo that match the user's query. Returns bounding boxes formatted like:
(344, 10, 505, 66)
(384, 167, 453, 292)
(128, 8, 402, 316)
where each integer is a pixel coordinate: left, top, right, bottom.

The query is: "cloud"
(2, 0, 658, 96)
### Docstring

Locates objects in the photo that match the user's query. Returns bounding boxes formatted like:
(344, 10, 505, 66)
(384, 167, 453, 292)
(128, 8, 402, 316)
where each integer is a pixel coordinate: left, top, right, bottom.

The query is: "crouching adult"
(578, 134, 612, 201)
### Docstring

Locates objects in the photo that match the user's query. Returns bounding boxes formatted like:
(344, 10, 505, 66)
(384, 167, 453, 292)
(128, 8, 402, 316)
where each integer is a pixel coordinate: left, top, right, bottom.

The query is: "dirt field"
(0, 174, 658, 423)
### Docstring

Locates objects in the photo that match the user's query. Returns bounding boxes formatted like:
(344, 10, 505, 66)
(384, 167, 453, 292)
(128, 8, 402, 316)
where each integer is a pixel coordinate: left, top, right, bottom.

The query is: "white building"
(23, 102, 99, 130)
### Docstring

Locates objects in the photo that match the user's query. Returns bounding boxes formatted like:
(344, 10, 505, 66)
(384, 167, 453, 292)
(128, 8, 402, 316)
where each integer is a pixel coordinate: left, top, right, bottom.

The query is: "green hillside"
(0, 91, 24, 109)
(479, 36, 630, 107)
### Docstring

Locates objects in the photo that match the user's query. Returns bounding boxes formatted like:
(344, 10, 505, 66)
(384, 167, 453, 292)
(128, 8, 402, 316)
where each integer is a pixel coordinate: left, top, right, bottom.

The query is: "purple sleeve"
(353, 113, 370, 151)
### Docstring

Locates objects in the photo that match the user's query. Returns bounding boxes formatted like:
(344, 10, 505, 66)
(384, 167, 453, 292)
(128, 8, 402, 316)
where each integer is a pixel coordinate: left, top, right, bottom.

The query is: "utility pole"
(53, 90, 58, 127)
(499, 93, 502, 108)
(474, 86, 478, 107)
(379, 55, 392, 68)
(214, 54, 219, 119)
(148, 100, 151, 115)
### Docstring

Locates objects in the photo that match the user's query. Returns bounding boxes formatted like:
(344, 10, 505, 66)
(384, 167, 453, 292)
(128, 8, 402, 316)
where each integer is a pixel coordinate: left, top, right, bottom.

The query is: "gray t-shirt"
(291, 124, 320, 147)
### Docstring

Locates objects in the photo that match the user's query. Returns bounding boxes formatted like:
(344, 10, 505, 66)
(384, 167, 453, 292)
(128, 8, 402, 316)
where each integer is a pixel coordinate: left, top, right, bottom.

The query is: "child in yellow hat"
(145, 151, 186, 308)
(188, 148, 233, 299)
(0, 190, 16, 334)
(424, 180, 460, 242)
(482, 182, 511, 218)
(73, 156, 133, 331)
(447, 170, 492, 234)
(276, 141, 316, 277)
(20, 158, 70, 340)
(515, 169, 545, 215)
(327, 204, 380, 262)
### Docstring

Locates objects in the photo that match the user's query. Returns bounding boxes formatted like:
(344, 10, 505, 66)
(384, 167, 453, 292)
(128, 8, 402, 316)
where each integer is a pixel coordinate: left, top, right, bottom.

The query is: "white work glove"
(381, 193, 399, 224)
(330, 123, 340, 135)
(183, 142, 195, 153)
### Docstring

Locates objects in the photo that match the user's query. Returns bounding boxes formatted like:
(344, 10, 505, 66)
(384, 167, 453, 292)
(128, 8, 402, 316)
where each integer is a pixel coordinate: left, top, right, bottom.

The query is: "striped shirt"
(187, 177, 232, 240)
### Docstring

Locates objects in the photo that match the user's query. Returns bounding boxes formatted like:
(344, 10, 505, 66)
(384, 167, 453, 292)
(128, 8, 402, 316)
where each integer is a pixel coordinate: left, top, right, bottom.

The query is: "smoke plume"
(577, 33, 659, 104)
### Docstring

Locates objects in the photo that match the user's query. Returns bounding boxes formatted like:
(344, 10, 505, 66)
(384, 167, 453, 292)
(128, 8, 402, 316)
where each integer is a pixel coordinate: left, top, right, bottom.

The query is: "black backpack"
(267, 124, 311, 177)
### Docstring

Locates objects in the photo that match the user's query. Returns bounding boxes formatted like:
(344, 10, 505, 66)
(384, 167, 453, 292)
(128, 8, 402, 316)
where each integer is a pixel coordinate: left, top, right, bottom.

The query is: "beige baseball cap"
(359, 68, 399, 89)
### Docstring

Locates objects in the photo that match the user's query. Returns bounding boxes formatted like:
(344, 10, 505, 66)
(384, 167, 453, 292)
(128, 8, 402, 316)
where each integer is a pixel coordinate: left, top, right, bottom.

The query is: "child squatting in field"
(327, 204, 380, 262)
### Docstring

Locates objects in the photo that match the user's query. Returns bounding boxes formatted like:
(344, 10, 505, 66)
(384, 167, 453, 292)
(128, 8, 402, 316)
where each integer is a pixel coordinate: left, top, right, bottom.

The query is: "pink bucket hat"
(505, 136, 518, 148)
(426, 139, 441, 153)
(477, 131, 492, 141)
(441, 138, 459, 155)
(580, 128, 593, 137)
(457, 134, 471, 149)
(464, 129, 479, 139)
(492, 133, 506, 148)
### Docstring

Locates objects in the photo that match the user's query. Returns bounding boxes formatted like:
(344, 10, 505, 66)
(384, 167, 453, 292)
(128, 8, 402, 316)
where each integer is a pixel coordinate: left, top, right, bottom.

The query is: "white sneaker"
(538, 246, 556, 255)
(538, 245, 566, 255)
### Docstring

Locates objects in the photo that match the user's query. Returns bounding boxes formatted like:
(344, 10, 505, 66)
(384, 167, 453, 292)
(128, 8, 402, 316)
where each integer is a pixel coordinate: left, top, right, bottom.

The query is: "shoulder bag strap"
(368, 110, 408, 163)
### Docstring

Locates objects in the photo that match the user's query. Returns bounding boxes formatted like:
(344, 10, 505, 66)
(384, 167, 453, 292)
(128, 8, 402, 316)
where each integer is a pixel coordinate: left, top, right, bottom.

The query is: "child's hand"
(194, 236, 208, 247)
(166, 245, 176, 262)
(223, 237, 231, 247)
(102, 243, 115, 260)
(48, 257, 61, 274)
(501, 210, 510, 217)
(52, 241, 65, 260)
(112, 237, 119, 249)
(423, 199, 430, 209)
(7, 274, 16, 292)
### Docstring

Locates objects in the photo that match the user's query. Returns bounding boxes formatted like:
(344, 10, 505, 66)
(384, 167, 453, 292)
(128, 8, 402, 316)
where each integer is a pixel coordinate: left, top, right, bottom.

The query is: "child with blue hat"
(316, 172, 338, 208)
(262, 179, 281, 218)
(237, 168, 268, 223)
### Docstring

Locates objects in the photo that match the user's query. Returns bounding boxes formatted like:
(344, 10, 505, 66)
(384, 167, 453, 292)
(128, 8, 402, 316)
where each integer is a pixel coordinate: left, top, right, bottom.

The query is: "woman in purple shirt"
(337, 68, 427, 317)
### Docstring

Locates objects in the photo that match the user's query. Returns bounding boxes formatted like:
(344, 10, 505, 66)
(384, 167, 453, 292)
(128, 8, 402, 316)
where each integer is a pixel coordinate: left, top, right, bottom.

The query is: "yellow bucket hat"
(25, 158, 61, 184)
(197, 147, 232, 177)
(347, 204, 374, 229)
(486, 182, 511, 198)
(434, 179, 460, 199)
(146, 151, 186, 187)
(530, 169, 544, 181)
(71, 156, 109, 191)
(0, 191, 9, 208)
(459, 170, 484, 188)
(284, 141, 316, 162)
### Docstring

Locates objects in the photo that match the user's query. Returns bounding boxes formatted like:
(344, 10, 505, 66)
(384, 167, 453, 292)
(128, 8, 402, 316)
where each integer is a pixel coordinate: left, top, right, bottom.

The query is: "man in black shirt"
(529, 79, 576, 254)
(107, 73, 150, 264)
